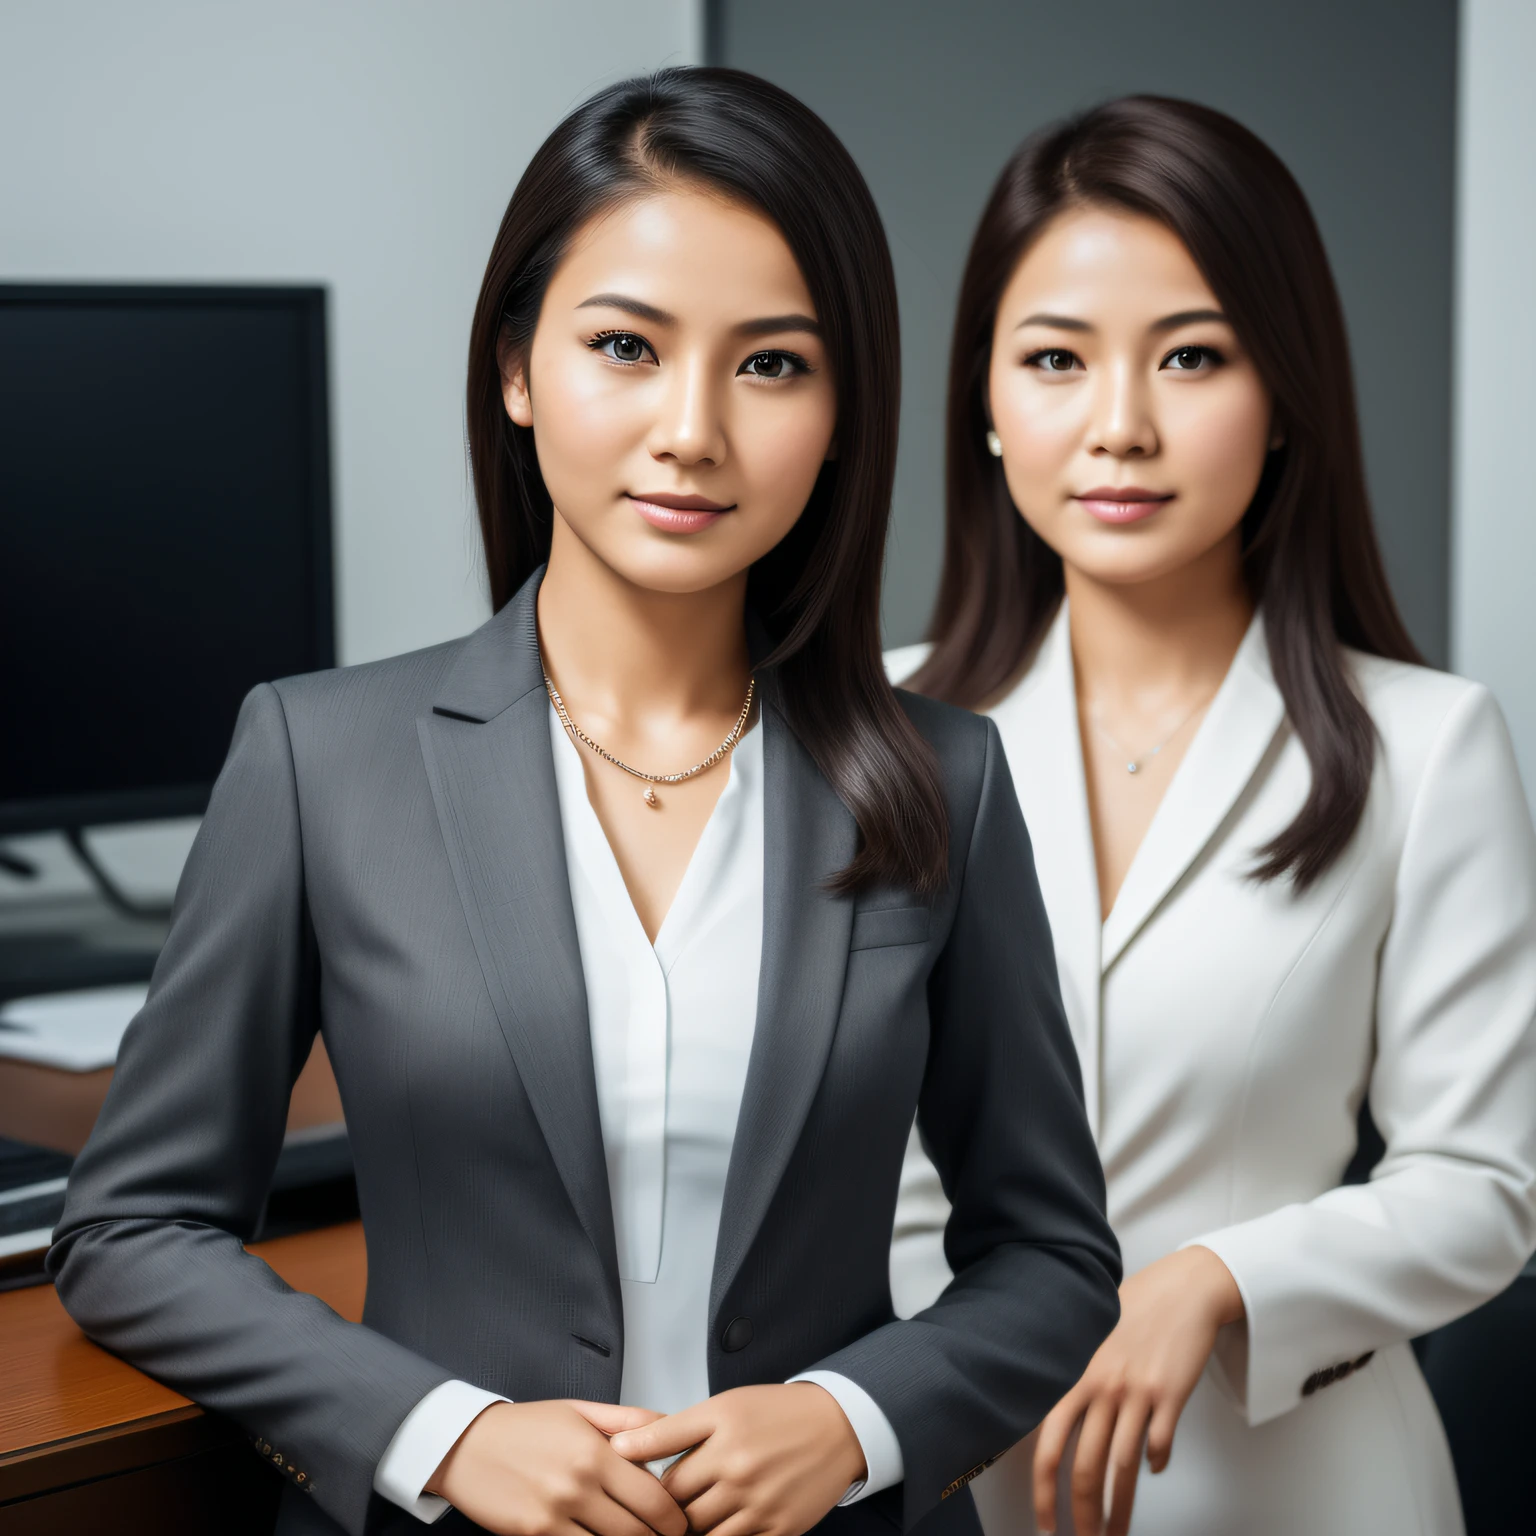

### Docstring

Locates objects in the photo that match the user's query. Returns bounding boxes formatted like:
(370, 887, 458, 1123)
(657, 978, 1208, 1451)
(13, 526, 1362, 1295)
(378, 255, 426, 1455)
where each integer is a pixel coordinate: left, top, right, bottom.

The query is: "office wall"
(0, 0, 699, 901)
(711, 0, 1458, 659)
(1453, 0, 1536, 800)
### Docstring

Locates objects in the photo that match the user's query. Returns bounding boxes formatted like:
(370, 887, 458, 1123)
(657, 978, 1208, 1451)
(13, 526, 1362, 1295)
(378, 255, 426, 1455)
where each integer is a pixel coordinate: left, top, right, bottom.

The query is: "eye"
(588, 331, 655, 365)
(739, 349, 810, 379)
(1023, 348, 1082, 374)
(1162, 343, 1224, 372)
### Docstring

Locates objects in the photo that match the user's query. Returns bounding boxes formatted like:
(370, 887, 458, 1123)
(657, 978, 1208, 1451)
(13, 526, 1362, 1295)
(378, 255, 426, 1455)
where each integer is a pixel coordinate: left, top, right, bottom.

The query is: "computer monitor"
(0, 284, 334, 835)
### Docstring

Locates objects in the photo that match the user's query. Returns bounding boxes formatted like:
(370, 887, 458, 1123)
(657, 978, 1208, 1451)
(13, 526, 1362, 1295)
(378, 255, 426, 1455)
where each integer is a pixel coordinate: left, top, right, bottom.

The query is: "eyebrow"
(1015, 307, 1230, 333)
(576, 293, 820, 338)
(737, 312, 821, 339)
(1151, 308, 1228, 332)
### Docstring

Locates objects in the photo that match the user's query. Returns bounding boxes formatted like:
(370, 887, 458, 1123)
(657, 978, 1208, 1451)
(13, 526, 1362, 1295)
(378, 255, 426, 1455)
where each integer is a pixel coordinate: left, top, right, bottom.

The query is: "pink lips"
(627, 492, 735, 534)
(1074, 486, 1175, 525)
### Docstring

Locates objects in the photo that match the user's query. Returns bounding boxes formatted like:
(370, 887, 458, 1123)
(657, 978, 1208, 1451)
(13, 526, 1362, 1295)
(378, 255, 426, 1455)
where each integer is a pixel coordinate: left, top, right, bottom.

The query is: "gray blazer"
(49, 571, 1119, 1536)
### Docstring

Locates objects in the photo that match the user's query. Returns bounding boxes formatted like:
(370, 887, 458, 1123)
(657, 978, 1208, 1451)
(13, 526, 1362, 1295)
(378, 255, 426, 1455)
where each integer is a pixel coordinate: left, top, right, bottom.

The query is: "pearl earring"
(985, 430, 1003, 458)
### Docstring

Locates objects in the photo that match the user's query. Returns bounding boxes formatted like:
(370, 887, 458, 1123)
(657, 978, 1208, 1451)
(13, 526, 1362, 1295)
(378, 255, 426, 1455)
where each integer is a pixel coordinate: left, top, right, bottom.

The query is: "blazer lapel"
(416, 570, 618, 1283)
(990, 606, 1105, 1131)
(711, 673, 857, 1316)
(1100, 612, 1286, 970)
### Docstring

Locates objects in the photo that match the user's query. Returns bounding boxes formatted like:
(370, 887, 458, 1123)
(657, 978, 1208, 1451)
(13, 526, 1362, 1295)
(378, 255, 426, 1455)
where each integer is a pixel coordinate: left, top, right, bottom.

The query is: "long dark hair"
(911, 95, 1421, 888)
(466, 67, 947, 894)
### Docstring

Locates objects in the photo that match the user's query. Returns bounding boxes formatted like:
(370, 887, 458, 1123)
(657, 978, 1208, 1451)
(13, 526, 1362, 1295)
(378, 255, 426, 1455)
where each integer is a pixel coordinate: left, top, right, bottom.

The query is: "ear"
(1268, 414, 1286, 452)
(497, 332, 534, 428)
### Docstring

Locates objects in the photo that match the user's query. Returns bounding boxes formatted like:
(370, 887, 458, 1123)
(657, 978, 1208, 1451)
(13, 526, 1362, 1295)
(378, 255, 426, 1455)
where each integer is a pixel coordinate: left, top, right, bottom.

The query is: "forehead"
(1001, 205, 1218, 315)
(548, 185, 816, 320)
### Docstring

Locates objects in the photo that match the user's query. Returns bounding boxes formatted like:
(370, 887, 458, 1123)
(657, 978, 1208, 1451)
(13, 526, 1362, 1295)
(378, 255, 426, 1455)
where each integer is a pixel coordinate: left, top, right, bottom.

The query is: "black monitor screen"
(0, 286, 333, 834)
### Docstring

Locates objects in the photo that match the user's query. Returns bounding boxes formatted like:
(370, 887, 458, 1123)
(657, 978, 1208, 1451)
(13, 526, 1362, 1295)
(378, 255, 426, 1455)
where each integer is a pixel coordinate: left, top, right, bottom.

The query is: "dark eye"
(1026, 348, 1081, 373)
(589, 331, 654, 365)
(741, 350, 809, 379)
(1164, 344, 1221, 371)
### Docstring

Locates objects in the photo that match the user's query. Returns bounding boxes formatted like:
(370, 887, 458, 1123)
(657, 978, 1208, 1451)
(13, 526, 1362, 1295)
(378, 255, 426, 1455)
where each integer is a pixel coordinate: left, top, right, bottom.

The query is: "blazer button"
(721, 1316, 754, 1352)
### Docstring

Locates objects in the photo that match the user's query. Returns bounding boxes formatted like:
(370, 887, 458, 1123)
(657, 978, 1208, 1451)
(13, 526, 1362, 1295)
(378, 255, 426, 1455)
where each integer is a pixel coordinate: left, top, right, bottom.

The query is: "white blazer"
(888, 605, 1536, 1536)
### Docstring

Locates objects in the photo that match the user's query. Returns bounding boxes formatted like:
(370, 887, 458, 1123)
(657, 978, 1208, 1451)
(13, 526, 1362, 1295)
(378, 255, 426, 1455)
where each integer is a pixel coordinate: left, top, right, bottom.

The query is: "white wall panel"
(1453, 0, 1536, 801)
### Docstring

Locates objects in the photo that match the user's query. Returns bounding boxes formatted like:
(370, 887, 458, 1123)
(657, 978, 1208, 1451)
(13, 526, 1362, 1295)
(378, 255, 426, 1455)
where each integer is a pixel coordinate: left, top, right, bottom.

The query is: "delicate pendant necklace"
(543, 672, 756, 808)
(1087, 693, 1213, 775)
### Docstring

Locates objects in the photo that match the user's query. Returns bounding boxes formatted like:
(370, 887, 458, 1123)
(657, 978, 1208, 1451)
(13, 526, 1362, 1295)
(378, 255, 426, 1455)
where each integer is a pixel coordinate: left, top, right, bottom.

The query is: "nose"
(647, 351, 727, 468)
(1088, 357, 1158, 459)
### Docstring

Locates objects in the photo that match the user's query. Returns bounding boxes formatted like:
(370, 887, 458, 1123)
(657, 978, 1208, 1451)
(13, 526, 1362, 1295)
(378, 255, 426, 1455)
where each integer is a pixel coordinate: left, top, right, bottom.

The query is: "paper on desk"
(0, 984, 150, 1071)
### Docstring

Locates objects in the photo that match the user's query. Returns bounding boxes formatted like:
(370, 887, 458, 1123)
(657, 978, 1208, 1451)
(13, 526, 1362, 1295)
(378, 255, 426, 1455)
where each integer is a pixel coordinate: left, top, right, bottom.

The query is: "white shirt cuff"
(789, 1370, 905, 1504)
(373, 1379, 511, 1523)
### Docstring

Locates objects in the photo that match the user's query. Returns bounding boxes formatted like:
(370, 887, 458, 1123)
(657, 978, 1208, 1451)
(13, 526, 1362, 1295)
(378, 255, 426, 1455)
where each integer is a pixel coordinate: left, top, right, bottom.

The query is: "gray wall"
(713, 0, 1457, 659)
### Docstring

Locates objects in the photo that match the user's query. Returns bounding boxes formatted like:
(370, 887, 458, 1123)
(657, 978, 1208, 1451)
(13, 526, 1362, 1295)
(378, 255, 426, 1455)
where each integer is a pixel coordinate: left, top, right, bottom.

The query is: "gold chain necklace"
(543, 672, 756, 808)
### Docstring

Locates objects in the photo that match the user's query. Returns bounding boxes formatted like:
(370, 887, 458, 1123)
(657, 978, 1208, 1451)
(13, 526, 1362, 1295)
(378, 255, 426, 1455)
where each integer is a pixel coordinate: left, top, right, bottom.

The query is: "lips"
(627, 492, 736, 535)
(1073, 487, 1175, 526)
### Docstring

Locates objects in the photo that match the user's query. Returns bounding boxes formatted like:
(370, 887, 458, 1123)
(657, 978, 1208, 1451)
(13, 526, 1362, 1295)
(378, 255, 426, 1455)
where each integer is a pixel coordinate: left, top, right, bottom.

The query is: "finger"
(1145, 1395, 1184, 1475)
(602, 1456, 689, 1536)
(693, 1508, 768, 1536)
(570, 1401, 668, 1437)
(611, 1405, 714, 1465)
(1104, 1400, 1150, 1536)
(572, 1494, 655, 1536)
(1069, 1397, 1118, 1536)
(1033, 1398, 1080, 1534)
(659, 1445, 717, 1508)
(679, 1485, 746, 1535)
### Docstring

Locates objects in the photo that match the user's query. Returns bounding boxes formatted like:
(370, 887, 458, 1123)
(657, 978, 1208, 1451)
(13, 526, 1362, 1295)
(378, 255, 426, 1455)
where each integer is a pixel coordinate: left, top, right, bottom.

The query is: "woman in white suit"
(887, 96, 1536, 1536)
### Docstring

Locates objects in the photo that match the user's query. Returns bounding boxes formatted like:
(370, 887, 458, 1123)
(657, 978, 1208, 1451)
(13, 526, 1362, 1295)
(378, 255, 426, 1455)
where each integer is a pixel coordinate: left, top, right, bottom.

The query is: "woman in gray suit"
(48, 69, 1120, 1536)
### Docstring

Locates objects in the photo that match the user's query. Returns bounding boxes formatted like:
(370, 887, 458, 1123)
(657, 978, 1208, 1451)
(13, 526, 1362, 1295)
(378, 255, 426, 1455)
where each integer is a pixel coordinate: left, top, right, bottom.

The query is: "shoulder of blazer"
(267, 634, 470, 730)
(256, 633, 476, 790)
(1347, 650, 1500, 779)
(891, 685, 996, 834)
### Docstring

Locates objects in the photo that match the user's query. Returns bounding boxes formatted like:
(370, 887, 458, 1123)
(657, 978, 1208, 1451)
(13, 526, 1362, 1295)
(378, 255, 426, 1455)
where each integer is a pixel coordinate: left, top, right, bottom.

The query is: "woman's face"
(987, 204, 1278, 588)
(504, 184, 838, 595)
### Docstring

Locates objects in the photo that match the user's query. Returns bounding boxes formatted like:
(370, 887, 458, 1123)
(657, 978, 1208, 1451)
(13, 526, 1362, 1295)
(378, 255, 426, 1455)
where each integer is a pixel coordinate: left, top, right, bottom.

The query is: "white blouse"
(372, 706, 901, 1521)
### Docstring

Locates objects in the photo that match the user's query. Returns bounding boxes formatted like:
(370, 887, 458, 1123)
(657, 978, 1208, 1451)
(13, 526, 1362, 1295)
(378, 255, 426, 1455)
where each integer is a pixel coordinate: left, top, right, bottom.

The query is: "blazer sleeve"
(804, 717, 1122, 1529)
(47, 683, 453, 1535)
(1190, 682, 1536, 1427)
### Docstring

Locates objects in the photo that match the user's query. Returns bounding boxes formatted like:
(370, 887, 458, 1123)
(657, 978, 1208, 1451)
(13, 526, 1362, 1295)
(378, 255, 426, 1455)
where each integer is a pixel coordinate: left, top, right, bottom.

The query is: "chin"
(601, 538, 755, 597)
(1061, 538, 1201, 589)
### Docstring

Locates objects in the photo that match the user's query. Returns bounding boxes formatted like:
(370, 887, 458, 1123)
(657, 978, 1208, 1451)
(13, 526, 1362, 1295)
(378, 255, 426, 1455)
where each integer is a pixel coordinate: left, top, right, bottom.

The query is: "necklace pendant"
(643, 785, 658, 808)
(1126, 761, 1139, 775)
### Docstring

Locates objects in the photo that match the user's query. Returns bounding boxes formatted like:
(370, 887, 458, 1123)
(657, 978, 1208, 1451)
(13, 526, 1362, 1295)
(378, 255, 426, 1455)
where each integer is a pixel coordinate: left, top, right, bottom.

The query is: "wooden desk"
(0, 1220, 366, 1534)
(0, 1036, 344, 1157)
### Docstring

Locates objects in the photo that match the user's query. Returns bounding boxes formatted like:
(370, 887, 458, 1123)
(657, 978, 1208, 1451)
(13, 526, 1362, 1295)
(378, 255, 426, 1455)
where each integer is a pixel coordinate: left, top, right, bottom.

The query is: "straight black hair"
(910, 95, 1421, 888)
(466, 67, 948, 894)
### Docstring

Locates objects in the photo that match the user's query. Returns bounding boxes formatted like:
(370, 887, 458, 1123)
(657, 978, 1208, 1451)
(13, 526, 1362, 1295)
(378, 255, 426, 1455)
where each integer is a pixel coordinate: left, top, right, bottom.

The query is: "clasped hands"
(428, 1382, 867, 1536)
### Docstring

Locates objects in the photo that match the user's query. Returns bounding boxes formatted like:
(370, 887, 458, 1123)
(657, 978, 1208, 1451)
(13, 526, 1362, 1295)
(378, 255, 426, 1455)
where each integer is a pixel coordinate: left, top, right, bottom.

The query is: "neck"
(536, 513, 753, 722)
(1065, 532, 1254, 709)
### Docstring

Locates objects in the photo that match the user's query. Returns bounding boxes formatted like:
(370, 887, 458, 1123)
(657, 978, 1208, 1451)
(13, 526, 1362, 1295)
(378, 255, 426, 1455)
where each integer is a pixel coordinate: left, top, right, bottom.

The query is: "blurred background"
(0, 0, 1531, 1526)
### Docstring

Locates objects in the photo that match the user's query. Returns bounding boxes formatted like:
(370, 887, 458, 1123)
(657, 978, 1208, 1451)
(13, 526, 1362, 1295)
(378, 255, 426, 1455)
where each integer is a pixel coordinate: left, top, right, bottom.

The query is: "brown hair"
(466, 68, 947, 893)
(910, 95, 1421, 887)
